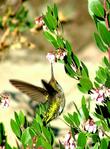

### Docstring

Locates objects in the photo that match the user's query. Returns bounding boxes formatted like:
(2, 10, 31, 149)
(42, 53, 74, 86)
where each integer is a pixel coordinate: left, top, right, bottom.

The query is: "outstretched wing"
(9, 79, 49, 103)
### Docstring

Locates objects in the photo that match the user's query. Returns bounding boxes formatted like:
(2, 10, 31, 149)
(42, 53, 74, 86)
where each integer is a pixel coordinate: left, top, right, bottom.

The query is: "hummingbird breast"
(43, 92, 65, 124)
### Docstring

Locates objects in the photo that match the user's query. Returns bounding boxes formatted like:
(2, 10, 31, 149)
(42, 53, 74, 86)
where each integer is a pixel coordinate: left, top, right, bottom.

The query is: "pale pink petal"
(46, 53, 55, 63)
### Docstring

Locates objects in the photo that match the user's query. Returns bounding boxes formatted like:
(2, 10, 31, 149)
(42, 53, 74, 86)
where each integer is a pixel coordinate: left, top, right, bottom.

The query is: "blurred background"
(0, 0, 105, 147)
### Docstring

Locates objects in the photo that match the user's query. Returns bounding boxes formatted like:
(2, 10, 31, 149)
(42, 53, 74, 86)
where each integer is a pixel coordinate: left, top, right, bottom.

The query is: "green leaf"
(103, 56, 110, 69)
(100, 138, 108, 149)
(16, 6, 28, 21)
(94, 81, 100, 88)
(5, 142, 12, 149)
(43, 16, 53, 31)
(94, 112, 104, 120)
(68, 113, 75, 123)
(19, 23, 29, 32)
(53, 4, 58, 20)
(42, 126, 52, 144)
(93, 143, 99, 149)
(16, 6, 24, 18)
(19, 111, 25, 126)
(105, 74, 110, 88)
(36, 136, 52, 149)
(10, 119, 21, 138)
(92, 134, 99, 144)
(25, 20, 34, 28)
(21, 127, 32, 147)
(48, 128, 54, 145)
(59, 141, 65, 149)
(81, 62, 89, 77)
(9, 24, 16, 32)
(65, 40, 72, 53)
(94, 32, 108, 52)
(5, 143, 12, 149)
(98, 22, 110, 46)
(101, 120, 110, 131)
(57, 36, 64, 48)
(78, 78, 93, 93)
(44, 31, 58, 48)
(73, 112, 80, 127)
(31, 119, 41, 135)
(63, 115, 73, 126)
(88, 0, 104, 18)
(71, 53, 80, 69)
(0, 16, 3, 29)
(64, 64, 76, 78)
(29, 127, 36, 138)
(95, 76, 103, 84)
(14, 112, 20, 127)
(64, 53, 72, 64)
(45, 7, 57, 30)
(95, 67, 107, 84)
(36, 113, 43, 126)
(77, 132, 86, 148)
(106, 0, 110, 10)
(106, 100, 110, 114)
(81, 96, 89, 120)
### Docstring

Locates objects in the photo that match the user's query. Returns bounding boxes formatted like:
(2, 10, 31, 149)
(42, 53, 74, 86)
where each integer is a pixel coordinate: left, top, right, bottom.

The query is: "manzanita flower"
(35, 16, 44, 27)
(84, 118, 97, 133)
(90, 85, 110, 103)
(35, 16, 48, 31)
(46, 49, 67, 63)
(46, 52, 56, 63)
(56, 48, 67, 61)
(90, 88, 104, 103)
(0, 93, 10, 108)
(60, 131, 76, 149)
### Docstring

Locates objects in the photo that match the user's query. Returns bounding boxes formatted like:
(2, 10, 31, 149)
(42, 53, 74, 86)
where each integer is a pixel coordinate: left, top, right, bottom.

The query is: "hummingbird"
(9, 63, 65, 124)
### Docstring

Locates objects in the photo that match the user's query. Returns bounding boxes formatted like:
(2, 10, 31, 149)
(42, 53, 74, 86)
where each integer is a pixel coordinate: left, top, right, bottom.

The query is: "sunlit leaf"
(100, 138, 108, 149)
(21, 127, 32, 147)
(98, 22, 110, 46)
(10, 119, 21, 138)
(94, 32, 108, 52)
(36, 136, 52, 149)
(77, 132, 86, 148)
(88, 0, 104, 18)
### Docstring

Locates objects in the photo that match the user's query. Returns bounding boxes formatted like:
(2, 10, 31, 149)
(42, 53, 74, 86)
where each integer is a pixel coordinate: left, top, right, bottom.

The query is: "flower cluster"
(35, 16, 47, 31)
(90, 85, 110, 103)
(0, 92, 10, 108)
(46, 48, 67, 63)
(35, 16, 44, 27)
(84, 118, 97, 133)
(60, 131, 76, 149)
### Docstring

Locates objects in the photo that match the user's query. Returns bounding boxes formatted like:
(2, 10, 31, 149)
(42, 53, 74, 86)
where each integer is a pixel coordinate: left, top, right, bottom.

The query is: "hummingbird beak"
(51, 62, 55, 80)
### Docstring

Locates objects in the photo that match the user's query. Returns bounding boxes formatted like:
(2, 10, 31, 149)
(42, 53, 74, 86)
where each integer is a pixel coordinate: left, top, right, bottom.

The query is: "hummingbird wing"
(41, 79, 57, 96)
(9, 79, 49, 103)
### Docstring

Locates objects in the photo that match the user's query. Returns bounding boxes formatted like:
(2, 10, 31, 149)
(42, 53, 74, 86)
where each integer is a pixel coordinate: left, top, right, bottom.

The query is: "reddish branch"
(104, 0, 110, 31)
